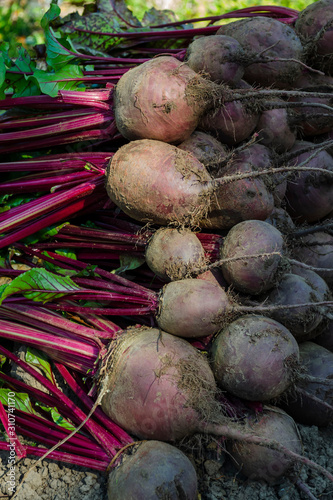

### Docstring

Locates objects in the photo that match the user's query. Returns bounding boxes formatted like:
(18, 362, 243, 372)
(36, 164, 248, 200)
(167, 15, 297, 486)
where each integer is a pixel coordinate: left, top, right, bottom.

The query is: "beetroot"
(295, 0, 333, 72)
(113, 55, 219, 144)
(288, 86, 333, 136)
(220, 220, 284, 295)
(315, 320, 333, 352)
(157, 279, 230, 338)
(105, 139, 275, 229)
(228, 407, 302, 483)
(107, 440, 198, 500)
(199, 98, 260, 147)
(291, 231, 333, 286)
(265, 207, 296, 235)
(100, 327, 218, 441)
(178, 131, 228, 174)
(105, 139, 211, 227)
(99, 328, 332, 483)
(285, 141, 333, 223)
(145, 227, 206, 281)
(218, 17, 304, 88)
(207, 143, 275, 229)
(186, 35, 245, 86)
(210, 315, 299, 401)
(279, 342, 333, 427)
(256, 102, 296, 153)
(266, 273, 328, 341)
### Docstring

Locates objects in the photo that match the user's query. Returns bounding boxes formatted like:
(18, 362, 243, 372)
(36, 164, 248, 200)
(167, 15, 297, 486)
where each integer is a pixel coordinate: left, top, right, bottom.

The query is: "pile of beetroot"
(1, 1, 333, 499)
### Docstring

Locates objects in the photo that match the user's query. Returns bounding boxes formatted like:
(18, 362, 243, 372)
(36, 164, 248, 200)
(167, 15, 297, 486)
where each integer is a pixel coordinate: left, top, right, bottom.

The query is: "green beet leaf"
(25, 347, 55, 385)
(0, 267, 81, 305)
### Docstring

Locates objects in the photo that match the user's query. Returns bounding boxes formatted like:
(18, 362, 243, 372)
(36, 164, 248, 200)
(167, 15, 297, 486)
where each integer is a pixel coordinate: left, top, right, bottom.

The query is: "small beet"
(145, 227, 206, 281)
(220, 220, 284, 295)
(157, 279, 231, 338)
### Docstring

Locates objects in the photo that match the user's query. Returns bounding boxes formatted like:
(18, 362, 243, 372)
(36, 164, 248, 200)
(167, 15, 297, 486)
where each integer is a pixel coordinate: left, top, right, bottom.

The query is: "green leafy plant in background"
(124, 0, 314, 21)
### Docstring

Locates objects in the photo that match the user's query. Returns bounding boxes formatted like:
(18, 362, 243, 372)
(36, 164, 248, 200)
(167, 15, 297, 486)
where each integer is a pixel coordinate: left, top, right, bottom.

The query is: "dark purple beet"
(285, 141, 333, 223)
(199, 98, 259, 147)
(220, 220, 284, 295)
(228, 407, 302, 483)
(186, 34, 245, 86)
(107, 440, 198, 500)
(218, 17, 304, 88)
(210, 315, 299, 401)
(256, 102, 296, 153)
(266, 273, 328, 341)
(291, 231, 333, 287)
(279, 341, 333, 427)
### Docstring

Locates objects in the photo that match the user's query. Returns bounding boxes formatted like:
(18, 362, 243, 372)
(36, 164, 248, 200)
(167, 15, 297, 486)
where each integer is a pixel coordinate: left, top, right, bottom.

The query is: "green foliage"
(126, 0, 314, 21)
(0, 267, 81, 305)
(0, 0, 45, 51)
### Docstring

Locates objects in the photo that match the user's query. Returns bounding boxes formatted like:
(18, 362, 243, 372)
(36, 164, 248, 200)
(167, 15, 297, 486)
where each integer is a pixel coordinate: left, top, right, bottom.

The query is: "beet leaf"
(0, 268, 81, 305)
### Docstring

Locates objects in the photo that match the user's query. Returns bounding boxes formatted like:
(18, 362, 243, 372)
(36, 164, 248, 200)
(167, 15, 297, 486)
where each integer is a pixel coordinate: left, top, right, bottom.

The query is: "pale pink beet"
(145, 227, 206, 281)
(157, 279, 231, 338)
(100, 327, 218, 441)
(113, 55, 219, 144)
(105, 139, 212, 227)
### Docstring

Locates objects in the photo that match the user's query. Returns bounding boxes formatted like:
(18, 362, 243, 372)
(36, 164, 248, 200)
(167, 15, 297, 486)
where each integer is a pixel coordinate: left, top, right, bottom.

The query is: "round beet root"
(279, 342, 333, 427)
(105, 139, 212, 227)
(256, 102, 296, 153)
(200, 98, 259, 147)
(220, 220, 284, 295)
(265, 207, 296, 235)
(186, 34, 245, 86)
(285, 141, 333, 223)
(210, 315, 299, 401)
(228, 407, 302, 483)
(295, 0, 333, 73)
(107, 440, 198, 500)
(113, 55, 218, 144)
(267, 273, 327, 340)
(101, 327, 217, 441)
(218, 17, 304, 88)
(291, 231, 333, 287)
(145, 227, 206, 281)
(206, 144, 275, 229)
(157, 279, 231, 338)
(178, 131, 228, 174)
